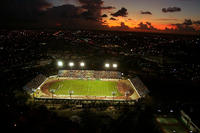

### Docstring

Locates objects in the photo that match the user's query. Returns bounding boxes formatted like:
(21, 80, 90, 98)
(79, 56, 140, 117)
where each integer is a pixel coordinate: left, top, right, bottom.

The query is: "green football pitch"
(49, 79, 122, 96)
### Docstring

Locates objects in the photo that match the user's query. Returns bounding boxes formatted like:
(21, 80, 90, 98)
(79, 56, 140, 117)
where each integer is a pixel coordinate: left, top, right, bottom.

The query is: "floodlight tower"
(69, 62, 74, 78)
(80, 62, 85, 68)
(113, 63, 118, 69)
(57, 61, 63, 67)
(105, 63, 110, 79)
(69, 62, 74, 68)
(80, 62, 85, 78)
(105, 63, 110, 68)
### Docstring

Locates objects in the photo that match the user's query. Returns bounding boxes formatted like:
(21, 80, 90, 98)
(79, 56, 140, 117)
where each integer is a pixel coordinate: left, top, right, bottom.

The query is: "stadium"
(24, 69, 149, 103)
(23, 60, 149, 103)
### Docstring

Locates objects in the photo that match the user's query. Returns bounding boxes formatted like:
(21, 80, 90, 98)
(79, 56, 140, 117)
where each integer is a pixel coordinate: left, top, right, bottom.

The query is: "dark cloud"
(141, 11, 152, 15)
(110, 22, 130, 31)
(101, 14, 108, 17)
(110, 17, 117, 20)
(183, 19, 193, 25)
(0, 0, 52, 22)
(42, 4, 106, 29)
(162, 7, 181, 13)
(101, 6, 115, 10)
(172, 24, 195, 31)
(78, 0, 114, 20)
(193, 20, 200, 25)
(120, 22, 129, 29)
(136, 22, 157, 30)
(111, 7, 128, 17)
(78, 0, 103, 20)
(0, 0, 114, 30)
(170, 19, 200, 31)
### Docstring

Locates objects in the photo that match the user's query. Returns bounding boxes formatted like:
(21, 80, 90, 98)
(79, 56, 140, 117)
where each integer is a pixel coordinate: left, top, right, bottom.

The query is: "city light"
(57, 61, 63, 67)
(105, 63, 110, 68)
(113, 63, 117, 68)
(69, 62, 74, 67)
(80, 62, 85, 67)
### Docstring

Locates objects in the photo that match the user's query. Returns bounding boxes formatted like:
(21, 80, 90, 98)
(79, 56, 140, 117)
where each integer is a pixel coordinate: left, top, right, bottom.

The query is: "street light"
(50, 89, 55, 107)
(69, 90, 74, 99)
(125, 91, 130, 100)
(32, 88, 36, 103)
(113, 63, 117, 68)
(112, 91, 116, 101)
(50, 89, 55, 98)
(57, 61, 63, 67)
(172, 130, 176, 133)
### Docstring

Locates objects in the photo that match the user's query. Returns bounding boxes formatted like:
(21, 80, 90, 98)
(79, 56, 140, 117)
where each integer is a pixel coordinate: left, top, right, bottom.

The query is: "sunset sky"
(1, 0, 200, 32)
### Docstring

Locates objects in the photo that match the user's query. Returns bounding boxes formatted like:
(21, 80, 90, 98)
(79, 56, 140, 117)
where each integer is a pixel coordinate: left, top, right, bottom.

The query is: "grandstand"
(58, 70, 122, 79)
(130, 77, 149, 98)
(23, 74, 46, 94)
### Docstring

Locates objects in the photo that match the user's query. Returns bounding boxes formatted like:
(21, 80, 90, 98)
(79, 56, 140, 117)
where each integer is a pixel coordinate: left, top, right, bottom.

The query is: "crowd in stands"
(23, 74, 46, 93)
(130, 77, 149, 97)
(58, 70, 121, 79)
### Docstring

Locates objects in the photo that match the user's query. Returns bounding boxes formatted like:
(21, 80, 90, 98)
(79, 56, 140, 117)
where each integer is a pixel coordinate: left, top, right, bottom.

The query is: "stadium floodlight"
(80, 62, 85, 67)
(105, 63, 110, 68)
(113, 63, 117, 68)
(69, 62, 74, 67)
(57, 61, 63, 67)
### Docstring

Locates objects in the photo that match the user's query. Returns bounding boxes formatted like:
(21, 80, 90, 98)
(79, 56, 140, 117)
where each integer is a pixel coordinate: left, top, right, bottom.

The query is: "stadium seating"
(58, 70, 121, 79)
(130, 77, 149, 97)
(23, 74, 47, 93)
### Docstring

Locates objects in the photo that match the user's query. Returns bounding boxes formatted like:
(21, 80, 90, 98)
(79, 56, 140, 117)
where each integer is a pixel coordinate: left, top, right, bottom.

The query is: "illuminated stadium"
(24, 62, 149, 102)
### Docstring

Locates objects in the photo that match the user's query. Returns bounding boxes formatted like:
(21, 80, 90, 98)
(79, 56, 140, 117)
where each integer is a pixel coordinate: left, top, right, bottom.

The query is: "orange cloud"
(102, 17, 179, 31)
(103, 17, 137, 28)
(153, 24, 176, 30)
